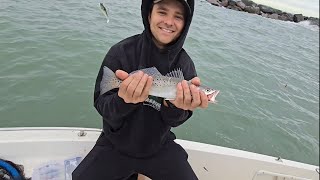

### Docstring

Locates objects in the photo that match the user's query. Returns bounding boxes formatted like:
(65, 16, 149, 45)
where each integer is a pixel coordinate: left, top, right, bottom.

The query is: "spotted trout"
(100, 66, 220, 103)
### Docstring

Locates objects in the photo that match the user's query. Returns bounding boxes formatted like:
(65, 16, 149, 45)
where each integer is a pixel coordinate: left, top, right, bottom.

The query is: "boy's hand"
(168, 77, 208, 110)
(116, 70, 153, 104)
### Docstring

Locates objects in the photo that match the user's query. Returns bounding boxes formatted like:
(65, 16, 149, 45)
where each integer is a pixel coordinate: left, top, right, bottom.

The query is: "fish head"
(199, 86, 220, 103)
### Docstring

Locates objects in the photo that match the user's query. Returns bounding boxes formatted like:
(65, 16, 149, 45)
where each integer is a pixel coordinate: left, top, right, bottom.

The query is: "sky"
(253, 0, 319, 18)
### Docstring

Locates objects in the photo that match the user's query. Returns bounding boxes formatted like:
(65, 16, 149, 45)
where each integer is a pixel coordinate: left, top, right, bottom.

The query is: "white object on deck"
(0, 127, 319, 180)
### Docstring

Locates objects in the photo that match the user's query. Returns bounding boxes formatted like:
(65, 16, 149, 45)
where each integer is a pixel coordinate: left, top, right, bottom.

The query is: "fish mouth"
(207, 90, 220, 103)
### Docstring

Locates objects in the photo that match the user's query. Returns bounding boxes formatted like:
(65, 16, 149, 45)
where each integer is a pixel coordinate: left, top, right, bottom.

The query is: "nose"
(163, 16, 174, 26)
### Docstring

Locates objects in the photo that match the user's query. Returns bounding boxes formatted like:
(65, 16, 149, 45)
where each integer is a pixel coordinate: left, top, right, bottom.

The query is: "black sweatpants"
(72, 134, 198, 180)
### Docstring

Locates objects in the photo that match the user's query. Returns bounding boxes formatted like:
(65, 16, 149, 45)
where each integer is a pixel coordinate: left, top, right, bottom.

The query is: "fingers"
(190, 77, 201, 86)
(118, 74, 135, 101)
(172, 81, 190, 110)
(171, 78, 209, 111)
(172, 82, 184, 107)
(182, 80, 192, 108)
(118, 71, 153, 104)
(141, 76, 153, 99)
(190, 84, 200, 110)
(126, 71, 144, 103)
(199, 91, 209, 108)
(172, 81, 198, 110)
(130, 72, 146, 99)
(133, 74, 152, 100)
(190, 77, 209, 109)
(115, 70, 129, 80)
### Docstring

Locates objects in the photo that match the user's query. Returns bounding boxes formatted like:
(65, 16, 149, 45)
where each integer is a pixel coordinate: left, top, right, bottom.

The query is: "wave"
(297, 20, 319, 31)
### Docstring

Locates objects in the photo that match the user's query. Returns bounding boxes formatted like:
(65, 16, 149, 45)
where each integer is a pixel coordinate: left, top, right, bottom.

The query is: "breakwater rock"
(206, 0, 319, 27)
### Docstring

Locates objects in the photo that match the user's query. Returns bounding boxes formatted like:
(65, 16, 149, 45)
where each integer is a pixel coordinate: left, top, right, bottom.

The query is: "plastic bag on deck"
(32, 157, 82, 180)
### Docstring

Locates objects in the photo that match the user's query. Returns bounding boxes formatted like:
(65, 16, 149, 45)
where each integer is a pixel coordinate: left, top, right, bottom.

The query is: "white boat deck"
(0, 127, 319, 180)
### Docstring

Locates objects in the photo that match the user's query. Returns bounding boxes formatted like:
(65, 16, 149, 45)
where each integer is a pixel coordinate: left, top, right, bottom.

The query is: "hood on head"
(154, 0, 191, 16)
(141, 0, 194, 51)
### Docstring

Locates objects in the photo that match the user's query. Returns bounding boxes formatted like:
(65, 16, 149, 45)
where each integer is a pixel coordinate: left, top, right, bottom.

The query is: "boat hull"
(0, 127, 318, 180)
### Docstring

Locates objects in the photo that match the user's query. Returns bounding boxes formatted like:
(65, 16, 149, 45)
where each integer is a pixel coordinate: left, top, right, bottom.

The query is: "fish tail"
(100, 66, 121, 95)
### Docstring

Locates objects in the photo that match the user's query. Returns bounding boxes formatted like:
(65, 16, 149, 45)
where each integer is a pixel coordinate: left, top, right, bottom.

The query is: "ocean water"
(0, 0, 319, 166)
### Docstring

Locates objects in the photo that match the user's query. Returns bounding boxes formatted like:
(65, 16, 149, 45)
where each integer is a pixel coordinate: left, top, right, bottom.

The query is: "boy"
(73, 0, 207, 179)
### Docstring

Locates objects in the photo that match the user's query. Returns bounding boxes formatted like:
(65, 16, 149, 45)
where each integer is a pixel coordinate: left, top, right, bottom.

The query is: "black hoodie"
(94, 0, 196, 158)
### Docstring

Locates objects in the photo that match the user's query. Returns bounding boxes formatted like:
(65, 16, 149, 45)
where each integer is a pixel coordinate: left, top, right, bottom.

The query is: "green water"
(0, 0, 319, 165)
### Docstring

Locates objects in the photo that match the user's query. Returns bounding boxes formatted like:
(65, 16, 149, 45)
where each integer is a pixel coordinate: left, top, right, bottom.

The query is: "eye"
(158, 11, 166, 16)
(175, 15, 184, 21)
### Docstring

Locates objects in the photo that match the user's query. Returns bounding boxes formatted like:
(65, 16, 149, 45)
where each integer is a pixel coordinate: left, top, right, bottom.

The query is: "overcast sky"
(253, 0, 319, 17)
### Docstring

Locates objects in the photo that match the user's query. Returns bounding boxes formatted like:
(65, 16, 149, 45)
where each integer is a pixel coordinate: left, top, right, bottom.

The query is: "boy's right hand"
(115, 70, 153, 104)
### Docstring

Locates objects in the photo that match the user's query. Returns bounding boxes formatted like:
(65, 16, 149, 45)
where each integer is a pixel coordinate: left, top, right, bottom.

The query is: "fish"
(100, 66, 220, 103)
(99, 3, 109, 23)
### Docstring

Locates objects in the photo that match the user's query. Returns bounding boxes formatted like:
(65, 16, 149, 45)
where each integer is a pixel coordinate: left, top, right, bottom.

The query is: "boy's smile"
(149, 0, 185, 49)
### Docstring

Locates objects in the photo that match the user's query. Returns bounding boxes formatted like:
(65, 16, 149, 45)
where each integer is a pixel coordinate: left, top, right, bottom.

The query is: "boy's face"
(149, 0, 185, 49)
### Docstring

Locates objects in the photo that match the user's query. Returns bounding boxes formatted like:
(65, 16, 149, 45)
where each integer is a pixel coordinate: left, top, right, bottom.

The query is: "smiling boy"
(72, 0, 206, 179)
(149, 0, 185, 48)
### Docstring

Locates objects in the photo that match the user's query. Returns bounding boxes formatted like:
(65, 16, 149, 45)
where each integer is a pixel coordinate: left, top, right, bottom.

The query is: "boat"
(0, 127, 319, 180)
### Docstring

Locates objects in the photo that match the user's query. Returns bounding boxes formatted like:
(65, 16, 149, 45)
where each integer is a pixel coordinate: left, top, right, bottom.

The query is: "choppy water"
(0, 0, 319, 166)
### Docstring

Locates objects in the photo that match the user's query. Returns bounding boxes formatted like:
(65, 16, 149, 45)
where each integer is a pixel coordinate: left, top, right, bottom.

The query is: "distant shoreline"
(206, 0, 320, 27)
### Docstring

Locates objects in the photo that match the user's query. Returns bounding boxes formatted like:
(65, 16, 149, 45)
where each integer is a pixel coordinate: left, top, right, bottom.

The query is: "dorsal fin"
(165, 68, 184, 80)
(130, 67, 162, 76)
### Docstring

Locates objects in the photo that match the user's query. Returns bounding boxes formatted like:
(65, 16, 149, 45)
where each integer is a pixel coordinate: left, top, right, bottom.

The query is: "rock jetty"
(206, 0, 319, 26)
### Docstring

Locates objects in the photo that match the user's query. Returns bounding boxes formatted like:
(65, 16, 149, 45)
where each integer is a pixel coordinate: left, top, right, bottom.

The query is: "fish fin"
(214, 100, 218, 104)
(100, 66, 121, 95)
(209, 100, 218, 104)
(165, 68, 184, 80)
(131, 67, 162, 77)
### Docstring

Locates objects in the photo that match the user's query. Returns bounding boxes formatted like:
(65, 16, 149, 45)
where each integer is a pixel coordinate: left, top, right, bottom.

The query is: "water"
(0, 0, 318, 166)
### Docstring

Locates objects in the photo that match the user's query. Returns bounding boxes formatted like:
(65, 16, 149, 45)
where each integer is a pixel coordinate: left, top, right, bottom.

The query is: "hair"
(149, 2, 155, 15)
(150, 0, 188, 19)
(0, 159, 31, 180)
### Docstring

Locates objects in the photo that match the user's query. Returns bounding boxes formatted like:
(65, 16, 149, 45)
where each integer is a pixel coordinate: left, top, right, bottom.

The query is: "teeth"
(161, 28, 173, 33)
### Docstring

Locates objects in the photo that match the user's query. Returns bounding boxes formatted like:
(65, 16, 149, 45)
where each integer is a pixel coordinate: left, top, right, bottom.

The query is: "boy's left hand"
(168, 77, 208, 110)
